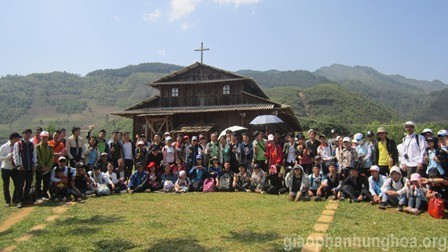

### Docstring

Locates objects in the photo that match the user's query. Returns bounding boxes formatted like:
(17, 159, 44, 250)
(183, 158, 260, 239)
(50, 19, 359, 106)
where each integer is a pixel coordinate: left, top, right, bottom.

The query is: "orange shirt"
(48, 140, 65, 164)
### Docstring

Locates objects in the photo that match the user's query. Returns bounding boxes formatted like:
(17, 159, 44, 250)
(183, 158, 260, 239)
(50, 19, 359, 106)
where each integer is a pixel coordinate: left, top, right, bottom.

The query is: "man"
(32, 127, 43, 145)
(0, 132, 21, 207)
(368, 165, 387, 205)
(366, 130, 376, 165)
(185, 136, 203, 171)
(48, 130, 66, 167)
(374, 127, 398, 176)
(35, 131, 54, 201)
(58, 128, 67, 146)
(66, 126, 85, 167)
(336, 137, 358, 178)
(317, 134, 333, 176)
(135, 141, 149, 168)
(252, 130, 267, 172)
(50, 156, 76, 200)
(108, 130, 123, 167)
(341, 166, 372, 203)
(13, 129, 37, 208)
(205, 132, 220, 166)
(86, 127, 110, 156)
(147, 146, 163, 172)
(328, 128, 339, 147)
(305, 129, 321, 161)
(122, 132, 134, 179)
(401, 121, 426, 178)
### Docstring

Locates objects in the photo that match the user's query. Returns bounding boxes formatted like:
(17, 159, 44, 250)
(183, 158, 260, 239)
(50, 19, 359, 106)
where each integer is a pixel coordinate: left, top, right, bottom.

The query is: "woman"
(83, 137, 100, 167)
(162, 137, 177, 165)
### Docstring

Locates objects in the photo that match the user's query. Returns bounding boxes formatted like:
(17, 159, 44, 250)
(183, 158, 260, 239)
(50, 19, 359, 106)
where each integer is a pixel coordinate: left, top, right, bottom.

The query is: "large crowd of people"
(1, 121, 447, 217)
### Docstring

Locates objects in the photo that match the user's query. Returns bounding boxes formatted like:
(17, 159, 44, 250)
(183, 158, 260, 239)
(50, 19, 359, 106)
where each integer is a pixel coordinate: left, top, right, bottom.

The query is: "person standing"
(401, 121, 426, 178)
(108, 131, 123, 168)
(48, 130, 66, 167)
(66, 126, 85, 167)
(35, 131, 54, 201)
(374, 127, 398, 176)
(122, 132, 134, 179)
(0, 132, 22, 207)
(13, 129, 37, 208)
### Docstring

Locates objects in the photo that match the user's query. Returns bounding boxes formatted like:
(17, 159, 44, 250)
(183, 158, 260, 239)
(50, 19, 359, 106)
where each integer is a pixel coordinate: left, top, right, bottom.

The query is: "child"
(285, 164, 310, 201)
(147, 162, 162, 192)
(53, 167, 69, 201)
(340, 166, 372, 203)
(189, 155, 208, 192)
(171, 157, 186, 178)
(128, 162, 148, 194)
(161, 164, 176, 192)
(317, 162, 343, 200)
(216, 161, 234, 190)
(308, 166, 324, 201)
(379, 166, 409, 211)
(175, 170, 191, 193)
(233, 163, 251, 191)
(368, 165, 387, 205)
(404, 173, 427, 215)
(207, 156, 222, 179)
(266, 164, 285, 194)
(248, 164, 266, 193)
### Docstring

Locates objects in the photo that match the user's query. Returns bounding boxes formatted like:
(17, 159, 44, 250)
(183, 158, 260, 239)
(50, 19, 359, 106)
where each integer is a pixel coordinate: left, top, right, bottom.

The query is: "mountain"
(313, 64, 448, 119)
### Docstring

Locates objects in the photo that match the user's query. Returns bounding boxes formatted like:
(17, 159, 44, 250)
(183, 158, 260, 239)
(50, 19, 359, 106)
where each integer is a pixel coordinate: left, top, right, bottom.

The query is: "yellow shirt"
(378, 140, 389, 166)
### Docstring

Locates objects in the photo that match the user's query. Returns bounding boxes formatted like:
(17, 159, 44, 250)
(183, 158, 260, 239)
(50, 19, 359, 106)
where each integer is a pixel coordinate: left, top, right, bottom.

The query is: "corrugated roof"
(170, 125, 215, 133)
(150, 78, 252, 86)
(111, 104, 275, 116)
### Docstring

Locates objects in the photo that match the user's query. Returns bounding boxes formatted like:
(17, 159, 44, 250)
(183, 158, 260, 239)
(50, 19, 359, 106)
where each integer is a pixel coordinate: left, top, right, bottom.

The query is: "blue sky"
(1, 0, 447, 82)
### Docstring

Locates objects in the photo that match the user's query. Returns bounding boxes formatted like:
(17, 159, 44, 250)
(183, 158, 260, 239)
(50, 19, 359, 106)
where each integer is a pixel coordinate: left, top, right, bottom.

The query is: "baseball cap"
(343, 137, 351, 142)
(191, 136, 198, 141)
(369, 165, 380, 172)
(179, 170, 186, 177)
(58, 156, 67, 162)
(137, 141, 145, 146)
(40, 131, 50, 138)
(267, 134, 274, 141)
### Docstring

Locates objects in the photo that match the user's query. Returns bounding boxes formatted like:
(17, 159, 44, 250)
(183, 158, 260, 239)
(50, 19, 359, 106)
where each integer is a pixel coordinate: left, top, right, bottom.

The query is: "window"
(172, 87, 179, 97)
(223, 85, 230, 95)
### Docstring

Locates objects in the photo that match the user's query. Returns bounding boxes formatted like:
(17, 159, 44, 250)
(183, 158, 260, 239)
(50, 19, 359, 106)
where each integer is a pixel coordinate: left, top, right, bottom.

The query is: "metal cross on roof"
(194, 42, 210, 63)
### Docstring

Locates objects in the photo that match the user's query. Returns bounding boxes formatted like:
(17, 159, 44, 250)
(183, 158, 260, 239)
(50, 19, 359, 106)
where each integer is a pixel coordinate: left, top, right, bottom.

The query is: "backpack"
(203, 177, 215, 192)
(218, 173, 233, 191)
(428, 197, 445, 219)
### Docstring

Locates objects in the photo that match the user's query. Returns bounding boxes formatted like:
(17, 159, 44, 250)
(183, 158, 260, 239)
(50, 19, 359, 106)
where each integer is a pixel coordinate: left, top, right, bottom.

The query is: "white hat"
(137, 141, 145, 146)
(58, 156, 67, 161)
(164, 131, 171, 136)
(404, 121, 415, 127)
(166, 136, 173, 141)
(307, 129, 316, 135)
(40, 131, 49, 137)
(437, 130, 447, 137)
(369, 165, 380, 172)
(179, 170, 186, 177)
(191, 136, 198, 141)
(422, 128, 432, 134)
(343, 137, 351, 143)
(268, 134, 274, 141)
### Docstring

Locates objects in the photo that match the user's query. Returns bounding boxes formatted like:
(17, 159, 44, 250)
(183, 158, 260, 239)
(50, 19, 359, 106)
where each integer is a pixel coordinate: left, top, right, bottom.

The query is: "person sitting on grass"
(50, 156, 76, 201)
(424, 168, 448, 210)
(341, 166, 372, 203)
(175, 170, 190, 193)
(266, 164, 286, 194)
(71, 162, 91, 201)
(216, 161, 233, 190)
(161, 164, 176, 192)
(285, 164, 310, 201)
(404, 173, 427, 215)
(189, 155, 208, 192)
(146, 162, 162, 192)
(128, 162, 148, 194)
(89, 166, 114, 196)
(53, 167, 70, 202)
(368, 165, 387, 205)
(379, 166, 409, 211)
(233, 163, 251, 192)
(308, 166, 324, 201)
(248, 164, 266, 193)
(207, 156, 222, 179)
(171, 157, 186, 178)
(105, 162, 127, 193)
(317, 162, 343, 200)
(98, 152, 109, 173)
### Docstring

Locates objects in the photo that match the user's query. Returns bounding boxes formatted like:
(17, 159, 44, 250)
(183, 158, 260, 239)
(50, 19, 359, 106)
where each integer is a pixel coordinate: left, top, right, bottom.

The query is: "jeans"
(382, 193, 407, 206)
(35, 171, 51, 199)
(2, 169, 19, 204)
(408, 196, 426, 210)
(17, 170, 34, 203)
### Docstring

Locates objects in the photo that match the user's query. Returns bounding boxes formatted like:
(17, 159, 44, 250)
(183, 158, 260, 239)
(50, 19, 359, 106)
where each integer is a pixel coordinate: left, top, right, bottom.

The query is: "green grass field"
(0, 178, 447, 252)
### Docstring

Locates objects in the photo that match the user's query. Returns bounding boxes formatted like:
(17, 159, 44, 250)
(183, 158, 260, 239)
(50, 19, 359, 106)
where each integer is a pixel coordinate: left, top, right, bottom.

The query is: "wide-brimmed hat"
(376, 127, 387, 134)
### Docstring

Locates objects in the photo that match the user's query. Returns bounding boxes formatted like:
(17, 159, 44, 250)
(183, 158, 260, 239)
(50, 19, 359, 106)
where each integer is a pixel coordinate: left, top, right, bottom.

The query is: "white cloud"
(181, 22, 189, 30)
(158, 49, 167, 56)
(169, 0, 201, 22)
(143, 9, 162, 23)
(214, 0, 261, 7)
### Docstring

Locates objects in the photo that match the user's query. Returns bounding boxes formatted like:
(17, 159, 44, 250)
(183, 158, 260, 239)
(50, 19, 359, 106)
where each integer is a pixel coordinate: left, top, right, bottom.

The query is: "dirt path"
(0, 207, 35, 233)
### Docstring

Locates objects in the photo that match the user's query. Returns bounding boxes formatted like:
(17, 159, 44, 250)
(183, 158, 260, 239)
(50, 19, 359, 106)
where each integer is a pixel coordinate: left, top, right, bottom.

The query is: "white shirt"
(0, 141, 15, 170)
(286, 144, 296, 163)
(51, 166, 76, 183)
(318, 145, 333, 163)
(122, 141, 133, 160)
(401, 134, 426, 167)
(106, 171, 118, 184)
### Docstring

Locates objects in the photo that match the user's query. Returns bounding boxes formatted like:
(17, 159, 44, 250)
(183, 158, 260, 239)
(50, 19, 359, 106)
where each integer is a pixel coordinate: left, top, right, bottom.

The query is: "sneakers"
(17, 202, 23, 208)
(403, 206, 412, 213)
(409, 208, 420, 215)
(5, 203, 10, 208)
(339, 196, 346, 201)
(314, 196, 323, 202)
(397, 203, 404, 212)
(245, 189, 251, 193)
(378, 201, 388, 210)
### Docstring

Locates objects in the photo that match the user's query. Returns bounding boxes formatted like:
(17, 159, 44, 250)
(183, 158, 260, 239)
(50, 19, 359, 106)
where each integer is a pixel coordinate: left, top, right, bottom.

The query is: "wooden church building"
(112, 62, 301, 138)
